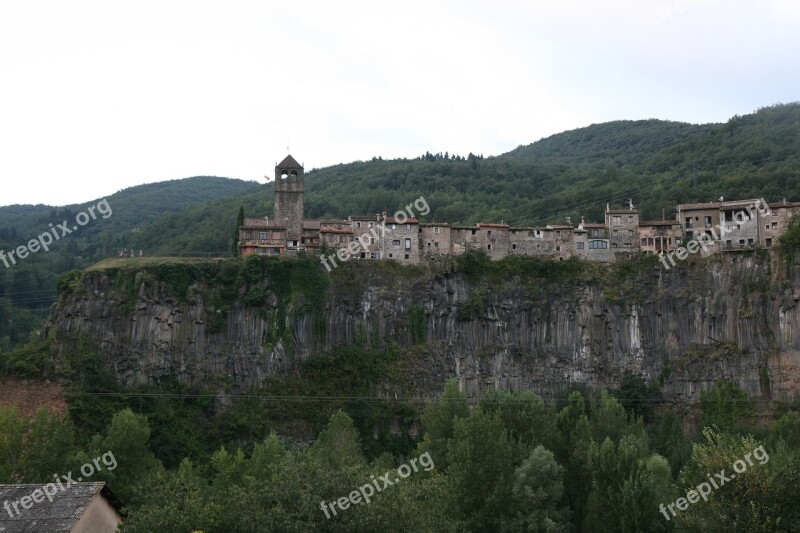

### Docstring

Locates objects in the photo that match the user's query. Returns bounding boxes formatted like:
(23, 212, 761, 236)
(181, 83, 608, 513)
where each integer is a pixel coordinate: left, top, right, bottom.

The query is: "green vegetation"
(2, 378, 796, 531)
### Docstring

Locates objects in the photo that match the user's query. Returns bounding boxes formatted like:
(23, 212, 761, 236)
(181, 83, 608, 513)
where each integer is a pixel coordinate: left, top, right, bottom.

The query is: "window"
(404, 254, 409, 259)
(628, 230, 634, 237)
(371, 252, 380, 259)
(613, 230, 619, 237)
(556, 246, 561, 251)
(676, 238, 682, 245)
(612, 243, 618, 248)
(627, 215, 633, 223)
(246, 231, 253, 240)
(391, 224, 396, 230)
(488, 230, 492, 236)
(487, 244, 492, 251)
(766, 238, 773, 247)
(406, 224, 410, 230)
(471, 229, 477, 235)
(641, 238, 647, 246)
(512, 244, 517, 250)
(556, 230, 561, 236)
(705, 216, 712, 228)
(388, 253, 393, 258)
(588, 240, 607, 249)
(356, 222, 361, 228)
(590, 229, 599, 237)
(360, 252, 366, 258)
(772, 222, 778, 229)
(405, 238, 411, 250)
(624, 243, 631, 248)
(766, 225, 770, 230)
(392, 240, 401, 246)
(685, 217, 693, 229)
(370, 238, 375, 244)
(576, 242, 584, 249)
(611, 216, 621, 226)
(427, 242, 431, 248)
(434, 242, 439, 248)
(368, 222, 373, 228)
(433, 227, 440, 234)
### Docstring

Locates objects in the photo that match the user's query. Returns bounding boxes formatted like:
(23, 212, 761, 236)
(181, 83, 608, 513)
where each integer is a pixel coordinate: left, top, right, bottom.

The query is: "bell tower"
(273, 154, 304, 242)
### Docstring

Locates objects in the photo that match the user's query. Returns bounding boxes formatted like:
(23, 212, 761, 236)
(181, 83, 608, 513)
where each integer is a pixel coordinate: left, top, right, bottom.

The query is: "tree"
(446, 408, 518, 530)
(417, 378, 469, 469)
(508, 445, 571, 532)
(232, 205, 245, 256)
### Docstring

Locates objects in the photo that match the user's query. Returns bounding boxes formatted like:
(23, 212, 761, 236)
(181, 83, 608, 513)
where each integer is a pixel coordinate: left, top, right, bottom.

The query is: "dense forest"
(1, 103, 799, 349)
(1, 372, 798, 531)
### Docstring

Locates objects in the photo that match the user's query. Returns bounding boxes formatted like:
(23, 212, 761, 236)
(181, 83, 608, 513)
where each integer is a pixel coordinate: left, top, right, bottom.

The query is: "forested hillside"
(0, 177, 258, 348)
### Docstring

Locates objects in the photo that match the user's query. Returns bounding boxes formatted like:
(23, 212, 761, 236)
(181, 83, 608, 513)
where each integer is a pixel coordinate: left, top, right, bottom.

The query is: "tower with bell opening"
(273, 154, 304, 245)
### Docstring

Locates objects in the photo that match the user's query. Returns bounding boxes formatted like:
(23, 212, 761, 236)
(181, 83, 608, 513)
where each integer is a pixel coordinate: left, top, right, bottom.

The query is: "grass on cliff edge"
(85, 256, 236, 271)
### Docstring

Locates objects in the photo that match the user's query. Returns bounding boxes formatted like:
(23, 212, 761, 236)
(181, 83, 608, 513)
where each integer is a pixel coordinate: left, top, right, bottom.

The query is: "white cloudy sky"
(1, 0, 798, 206)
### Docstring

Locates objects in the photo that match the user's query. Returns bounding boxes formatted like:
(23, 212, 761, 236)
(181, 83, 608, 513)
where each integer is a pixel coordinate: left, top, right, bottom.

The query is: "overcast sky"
(1, 0, 798, 206)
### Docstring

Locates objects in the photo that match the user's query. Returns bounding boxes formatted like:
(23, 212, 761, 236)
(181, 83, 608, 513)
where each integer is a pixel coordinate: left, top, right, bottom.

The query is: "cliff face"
(45, 254, 800, 404)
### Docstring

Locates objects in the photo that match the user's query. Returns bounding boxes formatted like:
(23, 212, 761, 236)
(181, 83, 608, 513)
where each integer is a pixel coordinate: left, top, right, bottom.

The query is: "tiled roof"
(477, 223, 509, 228)
(385, 218, 419, 224)
(419, 223, 450, 227)
(677, 202, 721, 210)
(277, 154, 302, 169)
(639, 220, 681, 227)
(0, 482, 122, 533)
(768, 201, 800, 209)
(320, 228, 353, 234)
(582, 223, 606, 228)
(303, 220, 321, 230)
(242, 218, 282, 229)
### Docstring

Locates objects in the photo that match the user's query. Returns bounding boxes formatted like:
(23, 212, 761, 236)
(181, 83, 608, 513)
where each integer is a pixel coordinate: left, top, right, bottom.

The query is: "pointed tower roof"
(277, 154, 302, 169)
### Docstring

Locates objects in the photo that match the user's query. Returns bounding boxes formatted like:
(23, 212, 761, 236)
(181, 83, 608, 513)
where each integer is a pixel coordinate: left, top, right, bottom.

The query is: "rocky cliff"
(45, 253, 800, 405)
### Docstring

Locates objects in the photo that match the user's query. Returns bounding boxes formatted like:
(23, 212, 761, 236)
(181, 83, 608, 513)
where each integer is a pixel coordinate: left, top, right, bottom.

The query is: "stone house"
(575, 221, 612, 262)
(638, 220, 683, 255)
(419, 223, 451, 258)
(605, 202, 639, 252)
(509, 225, 573, 260)
(239, 218, 286, 256)
(381, 216, 420, 264)
(764, 200, 800, 248)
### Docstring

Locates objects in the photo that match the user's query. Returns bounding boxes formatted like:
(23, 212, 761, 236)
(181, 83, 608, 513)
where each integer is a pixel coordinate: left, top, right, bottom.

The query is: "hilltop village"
(239, 155, 800, 266)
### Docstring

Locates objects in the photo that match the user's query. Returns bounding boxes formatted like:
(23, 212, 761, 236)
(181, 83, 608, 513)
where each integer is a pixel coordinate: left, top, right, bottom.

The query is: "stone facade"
(240, 154, 800, 265)
(639, 220, 683, 255)
(273, 155, 305, 245)
(763, 200, 800, 248)
(605, 203, 639, 252)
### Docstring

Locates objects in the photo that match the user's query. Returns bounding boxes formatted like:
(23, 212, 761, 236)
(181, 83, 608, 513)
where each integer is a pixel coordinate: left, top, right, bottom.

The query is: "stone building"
(350, 216, 383, 259)
(764, 199, 800, 248)
(676, 198, 769, 254)
(450, 224, 510, 259)
(605, 202, 639, 252)
(509, 225, 573, 260)
(239, 218, 286, 256)
(420, 223, 451, 258)
(638, 220, 683, 255)
(575, 221, 612, 262)
(273, 155, 305, 249)
(242, 153, 800, 266)
(382, 216, 420, 264)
